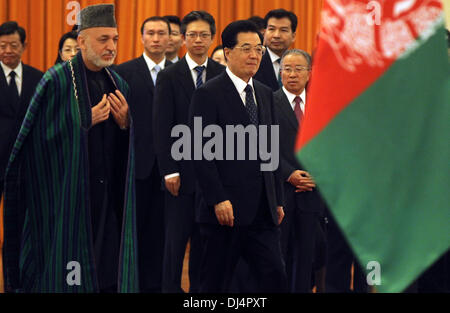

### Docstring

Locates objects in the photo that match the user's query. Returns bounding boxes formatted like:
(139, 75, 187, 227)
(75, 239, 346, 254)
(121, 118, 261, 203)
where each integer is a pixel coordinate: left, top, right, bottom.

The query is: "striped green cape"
(3, 53, 139, 293)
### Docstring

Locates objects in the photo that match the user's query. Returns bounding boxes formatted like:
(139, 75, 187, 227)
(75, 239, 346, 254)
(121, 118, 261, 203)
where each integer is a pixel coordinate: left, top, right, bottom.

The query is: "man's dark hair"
(164, 15, 181, 28)
(0, 21, 26, 44)
(248, 16, 267, 31)
(181, 11, 216, 36)
(264, 9, 298, 33)
(221, 20, 264, 50)
(140, 16, 171, 35)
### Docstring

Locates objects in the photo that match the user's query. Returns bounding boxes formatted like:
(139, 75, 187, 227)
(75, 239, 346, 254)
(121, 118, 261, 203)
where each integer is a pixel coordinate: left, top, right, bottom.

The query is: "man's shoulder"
(273, 88, 285, 99)
(207, 58, 226, 72)
(256, 52, 272, 72)
(254, 78, 273, 95)
(116, 56, 143, 71)
(201, 71, 226, 90)
(160, 57, 185, 76)
(22, 63, 44, 79)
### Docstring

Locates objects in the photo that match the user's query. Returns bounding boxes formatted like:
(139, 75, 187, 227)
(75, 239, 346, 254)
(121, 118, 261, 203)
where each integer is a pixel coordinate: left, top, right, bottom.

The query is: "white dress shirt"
(168, 55, 179, 63)
(1, 61, 23, 96)
(267, 47, 281, 81)
(143, 52, 167, 85)
(282, 86, 306, 114)
(185, 52, 208, 87)
(226, 67, 257, 107)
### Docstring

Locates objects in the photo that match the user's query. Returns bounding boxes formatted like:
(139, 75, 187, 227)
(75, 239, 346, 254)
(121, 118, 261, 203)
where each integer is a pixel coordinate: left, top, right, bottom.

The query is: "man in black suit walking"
(0, 21, 43, 197)
(274, 49, 327, 292)
(115, 16, 172, 293)
(254, 9, 297, 91)
(190, 20, 287, 293)
(153, 11, 225, 293)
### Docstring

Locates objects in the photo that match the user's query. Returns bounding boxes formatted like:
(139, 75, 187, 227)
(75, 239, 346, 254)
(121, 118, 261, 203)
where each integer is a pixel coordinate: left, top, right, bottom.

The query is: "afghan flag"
(297, 0, 449, 293)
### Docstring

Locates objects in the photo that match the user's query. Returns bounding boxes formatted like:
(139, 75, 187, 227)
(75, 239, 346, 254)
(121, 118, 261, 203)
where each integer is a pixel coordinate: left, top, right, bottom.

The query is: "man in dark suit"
(0, 21, 43, 197)
(163, 16, 183, 64)
(274, 49, 326, 292)
(115, 16, 172, 293)
(190, 20, 287, 293)
(153, 11, 225, 293)
(254, 9, 297, 91)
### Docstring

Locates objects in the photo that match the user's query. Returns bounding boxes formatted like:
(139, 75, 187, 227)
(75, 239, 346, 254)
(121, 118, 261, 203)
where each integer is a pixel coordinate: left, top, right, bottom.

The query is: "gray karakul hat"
(78, 4, 117, 31)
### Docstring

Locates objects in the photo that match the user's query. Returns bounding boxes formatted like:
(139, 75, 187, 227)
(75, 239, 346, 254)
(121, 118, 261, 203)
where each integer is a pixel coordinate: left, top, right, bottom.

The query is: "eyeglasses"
(185, 32, 211, 40)
(233, 44, 266, 56)
(281, 66, 310, 74)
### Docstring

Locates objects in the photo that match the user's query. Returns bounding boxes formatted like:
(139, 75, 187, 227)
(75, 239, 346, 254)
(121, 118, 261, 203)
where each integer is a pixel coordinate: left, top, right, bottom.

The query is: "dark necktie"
(194, 66, 205, 89)
(276, 58, 283, 88)
(294, 96, 304, 125)
(9, 71, 19, 104)
(244, 85, 258, 125)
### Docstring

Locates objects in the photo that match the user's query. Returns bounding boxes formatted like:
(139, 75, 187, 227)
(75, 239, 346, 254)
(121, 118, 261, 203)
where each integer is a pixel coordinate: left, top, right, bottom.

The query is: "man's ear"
(77, 34, 85, 50)
(224, 47, 231, 62)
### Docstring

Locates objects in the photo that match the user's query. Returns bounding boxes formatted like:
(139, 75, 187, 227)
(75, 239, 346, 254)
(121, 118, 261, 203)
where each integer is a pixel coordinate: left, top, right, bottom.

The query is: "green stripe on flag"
(298, 25, 450, 293)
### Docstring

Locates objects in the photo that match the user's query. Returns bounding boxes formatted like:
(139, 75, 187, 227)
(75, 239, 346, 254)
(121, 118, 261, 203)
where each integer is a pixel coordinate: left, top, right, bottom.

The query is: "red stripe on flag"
(296, 0, 443, 151)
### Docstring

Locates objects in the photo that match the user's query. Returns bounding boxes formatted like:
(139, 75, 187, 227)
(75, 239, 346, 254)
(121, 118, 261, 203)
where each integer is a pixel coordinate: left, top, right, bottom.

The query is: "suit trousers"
(136, 164, 165, 292)
(325, 213, 368, 293)
(162, 191, 202, 293)
(198, 191, 287, 293)
(281, 209, 318, 293)
(199, 222, 287, 293)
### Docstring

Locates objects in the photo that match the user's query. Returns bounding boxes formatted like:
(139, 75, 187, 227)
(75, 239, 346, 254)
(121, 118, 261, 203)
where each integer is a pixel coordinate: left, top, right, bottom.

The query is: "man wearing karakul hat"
(2, 4, 138, 293)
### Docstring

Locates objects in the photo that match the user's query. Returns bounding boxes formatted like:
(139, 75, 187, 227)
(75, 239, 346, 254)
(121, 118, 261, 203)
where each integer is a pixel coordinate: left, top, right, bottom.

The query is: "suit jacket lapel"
(262, 52, 278, 88)
(254, 83, 268, 126)
(0, 64, 19, 114)
(205, 58, 222, 81)
(277, 90, 298, 131)
(177, 57, 195, 99)
(221, 72, 251, 126)
(136, 56, 155, 94)
(0, 65, 7, 90)
(17, 65, 32, 117)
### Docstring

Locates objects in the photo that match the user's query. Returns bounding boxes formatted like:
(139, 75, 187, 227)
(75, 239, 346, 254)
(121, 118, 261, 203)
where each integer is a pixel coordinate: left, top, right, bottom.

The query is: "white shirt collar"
(226, 67, 254, 95)
(267, 47, 281, 64)
(143, 52, 166, 72)
(185, 52, 208, 70)
(169, 55, 179, 63)
(282, 86, 306, 111)
(1, 61, 23, 80)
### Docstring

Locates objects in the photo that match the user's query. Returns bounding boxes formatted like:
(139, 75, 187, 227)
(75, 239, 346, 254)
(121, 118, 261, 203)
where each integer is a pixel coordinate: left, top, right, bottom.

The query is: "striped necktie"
(194, 66, 205, 89)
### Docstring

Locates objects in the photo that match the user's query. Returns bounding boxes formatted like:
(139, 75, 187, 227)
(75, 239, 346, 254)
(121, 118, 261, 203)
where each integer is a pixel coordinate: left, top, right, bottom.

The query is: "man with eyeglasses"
(190, 20, 287, 293)
(254, 9, 298, 91)
(163, 15, 184, 63)
(115, 16, 173, 293)
(0, 21, 42, 200)
(275, 49, 328, 292)
(153, 10, 225, 293)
